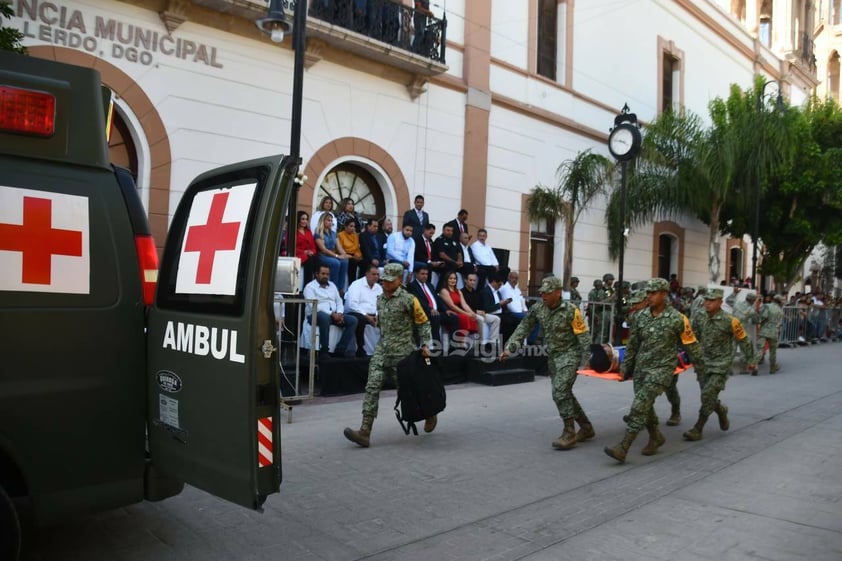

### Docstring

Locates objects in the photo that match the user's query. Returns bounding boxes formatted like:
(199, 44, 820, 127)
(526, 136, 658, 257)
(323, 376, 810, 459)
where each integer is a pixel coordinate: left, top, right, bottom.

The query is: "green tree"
(606, 78, 796, 283)
(1, 1, 26, 54)
(527, 149, 613, 288)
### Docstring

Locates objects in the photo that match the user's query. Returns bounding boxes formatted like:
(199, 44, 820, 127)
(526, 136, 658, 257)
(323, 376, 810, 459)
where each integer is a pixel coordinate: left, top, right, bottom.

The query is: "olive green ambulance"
(0, 51, 291, 559)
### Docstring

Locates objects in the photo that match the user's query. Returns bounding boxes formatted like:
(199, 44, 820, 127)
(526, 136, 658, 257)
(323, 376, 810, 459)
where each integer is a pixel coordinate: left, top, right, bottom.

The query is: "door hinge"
(261, 339, 277, 358)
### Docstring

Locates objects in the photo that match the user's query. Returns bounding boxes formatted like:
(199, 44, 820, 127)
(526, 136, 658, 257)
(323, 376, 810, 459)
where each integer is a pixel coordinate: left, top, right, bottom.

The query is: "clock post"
(607, 104, 641, 347)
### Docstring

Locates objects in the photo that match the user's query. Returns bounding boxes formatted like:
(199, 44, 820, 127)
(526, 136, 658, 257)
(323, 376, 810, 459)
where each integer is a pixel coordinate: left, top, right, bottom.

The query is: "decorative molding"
(407, 75, 428, 99)
(304, 38, 326, 69)
(159, 0, 191, 34)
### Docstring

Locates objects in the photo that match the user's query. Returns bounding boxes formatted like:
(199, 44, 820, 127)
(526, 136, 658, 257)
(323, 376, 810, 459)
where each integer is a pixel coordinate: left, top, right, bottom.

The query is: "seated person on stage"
(338, 219, 363, 284)
(386, 223, 415, 280)
(438, 271, 479, 341)
(314, 213, 350, 292)
(344, 265, 383, 357)
(360, 219, 384, 271)
(433, 223, 461, 289)
(462, 272, 501, 344)
(407, 265, 458, 343)
(458, 232, 478, 283)
(303, 264, 358, 358)
(471, 228, 502, 286)
(499, 270, 539, 344)
(486, 273, 518, 342)
(413, 224, 446, 283)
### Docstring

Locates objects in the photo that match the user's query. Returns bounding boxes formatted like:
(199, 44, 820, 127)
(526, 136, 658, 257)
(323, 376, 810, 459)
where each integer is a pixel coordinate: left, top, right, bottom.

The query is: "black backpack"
(394, 351, 446, 435)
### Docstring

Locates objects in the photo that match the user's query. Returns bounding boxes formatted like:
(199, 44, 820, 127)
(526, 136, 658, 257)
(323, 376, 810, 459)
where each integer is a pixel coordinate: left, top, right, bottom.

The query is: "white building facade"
(6, 0, 819, 294)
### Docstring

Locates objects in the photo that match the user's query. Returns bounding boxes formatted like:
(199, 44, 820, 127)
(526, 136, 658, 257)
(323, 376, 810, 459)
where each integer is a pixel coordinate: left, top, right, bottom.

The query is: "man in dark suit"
(406, 265, 458, 342)
(360, 219, 384, 271)
(413, 224, 446, 280)
(458, 231, 478, 281)
(444, 209, 469, 240)
(402, 195, 429, 240)
(486, 273, 518, 341)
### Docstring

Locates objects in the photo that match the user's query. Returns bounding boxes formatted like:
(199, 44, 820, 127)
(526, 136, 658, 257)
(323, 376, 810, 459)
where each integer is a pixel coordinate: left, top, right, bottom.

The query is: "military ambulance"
(0, 51, 290, 559)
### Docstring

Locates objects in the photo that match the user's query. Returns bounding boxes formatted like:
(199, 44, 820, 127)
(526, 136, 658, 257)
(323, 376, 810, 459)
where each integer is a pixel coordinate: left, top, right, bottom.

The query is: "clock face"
(608, 123, 640, 160)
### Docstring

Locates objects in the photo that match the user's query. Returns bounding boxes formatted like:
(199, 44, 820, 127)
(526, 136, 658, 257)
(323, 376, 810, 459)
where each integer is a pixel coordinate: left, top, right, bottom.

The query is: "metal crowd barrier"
(778, 305, 802, 347)
(273, 294, 318, 422)
(584, 300, 615, 345)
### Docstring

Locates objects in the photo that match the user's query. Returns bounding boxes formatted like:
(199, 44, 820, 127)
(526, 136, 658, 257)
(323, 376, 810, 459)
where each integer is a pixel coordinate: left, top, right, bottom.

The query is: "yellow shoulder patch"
(412, 297, 429, 325)
(571, 308, 588, 335)
(731, 317, 747, 340)
(680, 314, 698, 345)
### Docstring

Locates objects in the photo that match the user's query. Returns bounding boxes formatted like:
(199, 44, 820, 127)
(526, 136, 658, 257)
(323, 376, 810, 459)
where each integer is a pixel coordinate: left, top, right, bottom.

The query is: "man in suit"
(360, 219, 384, 271)
(463, 272, 500, 344)
(402, 195, 429, 240)
(458, 232, 478, 282)
(445, 209, 469, 240)
(486, 274, 518, 341)
(407, 265, 458, 342)
(413, 224, 446, 284)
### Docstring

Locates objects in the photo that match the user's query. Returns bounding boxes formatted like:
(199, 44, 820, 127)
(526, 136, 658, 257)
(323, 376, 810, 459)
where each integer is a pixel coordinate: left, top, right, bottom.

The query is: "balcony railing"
(308, 0, 447, 64)
(800, 31, 817, 72)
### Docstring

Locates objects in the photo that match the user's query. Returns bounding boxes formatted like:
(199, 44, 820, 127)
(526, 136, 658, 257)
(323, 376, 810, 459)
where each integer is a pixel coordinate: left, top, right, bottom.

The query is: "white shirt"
(460, 243, 472, 263)
(303, 279, 344, 318)
(386, 232, 415, 271)
(499, 282, 527, 313)
(344, 277, 383, 315)
(470, 240, 498, 267)
(417, 281, 437, 311)
(488, 285, 502, 314)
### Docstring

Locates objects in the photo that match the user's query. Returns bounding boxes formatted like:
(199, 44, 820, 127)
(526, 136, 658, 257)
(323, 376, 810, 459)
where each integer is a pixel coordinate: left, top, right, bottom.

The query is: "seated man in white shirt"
(470, 228, 500, 286)
(303, 264, 358, 357)
(386, 224, 415, 282)
(499, 270, 539, 344)
(344, 265, 383, 357)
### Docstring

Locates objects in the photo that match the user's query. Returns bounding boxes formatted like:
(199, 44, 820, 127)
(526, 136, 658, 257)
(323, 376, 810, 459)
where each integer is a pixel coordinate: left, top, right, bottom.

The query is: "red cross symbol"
(183, 192, 241, 284)
(0, 196, 83, 285)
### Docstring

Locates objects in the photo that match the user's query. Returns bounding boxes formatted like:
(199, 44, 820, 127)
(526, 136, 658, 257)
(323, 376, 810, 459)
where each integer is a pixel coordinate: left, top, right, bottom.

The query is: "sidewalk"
(24, 343, 842, 561)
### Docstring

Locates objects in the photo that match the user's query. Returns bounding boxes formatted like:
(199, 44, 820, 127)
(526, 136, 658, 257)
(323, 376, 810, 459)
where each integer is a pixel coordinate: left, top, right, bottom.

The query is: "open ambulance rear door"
(146, 155, 294, 509)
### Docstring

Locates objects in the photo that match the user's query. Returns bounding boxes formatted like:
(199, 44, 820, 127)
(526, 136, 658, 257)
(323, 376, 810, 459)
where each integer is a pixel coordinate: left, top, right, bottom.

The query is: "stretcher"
(576, 345, 692, 381)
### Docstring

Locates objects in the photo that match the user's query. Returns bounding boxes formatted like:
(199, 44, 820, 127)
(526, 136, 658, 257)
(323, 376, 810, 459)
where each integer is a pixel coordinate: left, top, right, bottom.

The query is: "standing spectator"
(336, 198, 362, 233)
(458, 232, 478, 283)
(411, 0, 434, 54)
(337, 220, 363, 283)
(445, 209, 469, 240)
(605, 278, 703, 463)
(407, 265, 458, 343)
(359, 219, 384, 271)
(433, 223, 461, 288)
(310, 195, 336, 234)
(756, 294, 785, 373)
(386, 224, 416, 278)
(303, 264, 359, 358)
(470, 228, 500, 286)
(344, 265, 383, 357)
(438, 271, 479, 338)
(462, 272, 501, 345)
(500, 276, 592, 450)
(343, 263, 433, 447)
(568, 276, 582, 305)
(294, 211, 318, 287)
(683, 288, 755, 441)
(314, 213, 350, 292)
(402, 195, 429, 240)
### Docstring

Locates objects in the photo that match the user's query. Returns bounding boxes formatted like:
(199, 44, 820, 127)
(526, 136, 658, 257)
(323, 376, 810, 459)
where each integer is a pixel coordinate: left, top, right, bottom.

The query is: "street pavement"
(22, 342, 842, 561)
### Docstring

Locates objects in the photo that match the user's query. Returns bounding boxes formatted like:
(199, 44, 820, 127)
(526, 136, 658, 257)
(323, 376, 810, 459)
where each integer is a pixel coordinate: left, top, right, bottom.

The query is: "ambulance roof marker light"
(0, 85, 56, 137)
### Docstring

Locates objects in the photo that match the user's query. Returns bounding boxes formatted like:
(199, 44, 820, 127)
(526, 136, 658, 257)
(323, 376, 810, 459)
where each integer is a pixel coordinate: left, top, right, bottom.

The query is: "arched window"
(829, 51, 840, 102)
(109, 107, 139, 180)
(315, 163, 386, 221)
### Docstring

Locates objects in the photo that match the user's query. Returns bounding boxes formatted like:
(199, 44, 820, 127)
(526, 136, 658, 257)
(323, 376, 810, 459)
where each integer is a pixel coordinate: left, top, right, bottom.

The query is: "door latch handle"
(261, 339, 277, 358)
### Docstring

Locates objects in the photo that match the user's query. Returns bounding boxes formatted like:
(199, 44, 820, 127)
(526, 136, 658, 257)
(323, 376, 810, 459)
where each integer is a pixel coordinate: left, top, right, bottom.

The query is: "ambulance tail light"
(0, 85, 56, 137)
(135, 234, 159, 306)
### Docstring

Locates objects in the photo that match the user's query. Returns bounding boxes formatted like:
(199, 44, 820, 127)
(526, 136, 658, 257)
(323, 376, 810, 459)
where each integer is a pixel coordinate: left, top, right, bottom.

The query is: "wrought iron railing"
(800, 31, 817, 71)
(308, 0, 447, 64)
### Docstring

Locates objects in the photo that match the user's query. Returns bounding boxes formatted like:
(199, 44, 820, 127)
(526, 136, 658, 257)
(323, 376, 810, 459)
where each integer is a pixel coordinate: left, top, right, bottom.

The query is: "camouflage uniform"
(690, 286, 706, 326)
(732, 294, 758, 373)
(688, 288, 755, 440)
(361, 284, 432, 418)
(344, 264, 432, 448)
(757, 296, 784, 372)
(504, 276, 591, 449)
(605, 278, 702, 463)
(587, 280, 607, 344)
(569, 276, 582, 306)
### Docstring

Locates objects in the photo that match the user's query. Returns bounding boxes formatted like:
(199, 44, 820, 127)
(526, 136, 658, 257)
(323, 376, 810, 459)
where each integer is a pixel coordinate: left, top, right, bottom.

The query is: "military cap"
(645, 278, 669, 292)
(593, 279, 603, 288)
(621, 280, 631, 288)
(570, 276, 580, 283)
(603, 273, 615, 281)
(539, 276, 563, 293)
(382, 263, 404, 282)
(628, 290, 647, 304)
(745, 293, 757, 302)
(697, 285, 707, 293)
(773, 294, 785, 303)
(704, 288, 724, 300)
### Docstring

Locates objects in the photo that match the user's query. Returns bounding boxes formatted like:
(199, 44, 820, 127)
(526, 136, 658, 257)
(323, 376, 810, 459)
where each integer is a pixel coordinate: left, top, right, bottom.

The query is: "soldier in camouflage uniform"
(587, 279, 605, 343)
(501, 276, 591, 450)
(682, 288, 756, 441)
(569, 276, 582, 306)
(733, 292, 759, 374)
(344, 263, 433, 447)
(690, 286, 707, 325)
(599, 273, 616, 343)
(756, 294, 785, 374)
(605, 278, 703, 463)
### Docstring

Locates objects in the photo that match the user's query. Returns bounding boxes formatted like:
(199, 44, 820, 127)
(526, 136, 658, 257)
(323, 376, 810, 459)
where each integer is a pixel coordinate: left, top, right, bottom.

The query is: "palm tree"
(527, 150, 613, 288)
(606, 78, 796, 283)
